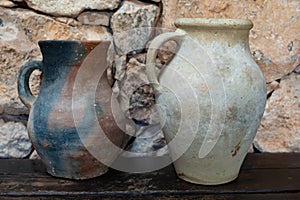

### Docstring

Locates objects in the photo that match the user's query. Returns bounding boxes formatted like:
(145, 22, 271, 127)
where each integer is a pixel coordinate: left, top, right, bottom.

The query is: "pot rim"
(174, 18, 253, 30)
(38, 40, 111, 45)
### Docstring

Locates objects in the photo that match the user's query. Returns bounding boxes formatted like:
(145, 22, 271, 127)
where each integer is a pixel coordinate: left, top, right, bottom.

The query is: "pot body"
(146, 18, 267, 185)
(18, 41, 127, 179)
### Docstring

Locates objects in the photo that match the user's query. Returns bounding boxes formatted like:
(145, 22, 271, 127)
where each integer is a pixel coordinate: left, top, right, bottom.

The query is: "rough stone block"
(254, 73, 300, 152)
(24, 0, 121, 17)
(78, 11, 110, 26)
(111, 0, 160, 55)
(0, 120, 32, 158)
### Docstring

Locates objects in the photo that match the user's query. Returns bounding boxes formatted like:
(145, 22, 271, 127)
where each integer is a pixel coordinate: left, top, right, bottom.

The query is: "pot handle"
(146, 30, 186, 93)
(18, 61, 43, 109)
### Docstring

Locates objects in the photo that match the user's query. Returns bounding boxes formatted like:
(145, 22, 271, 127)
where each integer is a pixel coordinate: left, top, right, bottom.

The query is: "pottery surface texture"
(18, 41, 127, 180)
(146, 18, 267, 185)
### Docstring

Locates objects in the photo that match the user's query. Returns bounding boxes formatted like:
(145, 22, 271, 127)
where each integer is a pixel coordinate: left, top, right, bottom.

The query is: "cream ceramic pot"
(146, 18, 267, 185)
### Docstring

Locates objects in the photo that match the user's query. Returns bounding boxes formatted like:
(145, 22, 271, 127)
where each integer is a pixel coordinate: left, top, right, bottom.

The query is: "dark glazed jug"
(18, 40, 128, 180)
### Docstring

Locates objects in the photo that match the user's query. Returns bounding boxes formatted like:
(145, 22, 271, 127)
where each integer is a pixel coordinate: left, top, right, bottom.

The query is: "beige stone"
(161, 0, 300, 83)
(24, 0, 121, 17)
(254, 73, 300, 152)
(78, 11, 110, 26)
(156, 40, 177, 68)
(0, 7, 111, 115)
(0, 0, 16, 7)
(161, 0, 178, 29)
(55, 17, 79, 26)
(267, 81, 280, 95)
(111, 0, 160, 55)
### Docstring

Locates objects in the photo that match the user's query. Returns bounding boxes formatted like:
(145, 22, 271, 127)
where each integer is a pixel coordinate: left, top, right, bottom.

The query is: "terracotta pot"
(146, 18, 267, 185)
(18, 40, 128, 180)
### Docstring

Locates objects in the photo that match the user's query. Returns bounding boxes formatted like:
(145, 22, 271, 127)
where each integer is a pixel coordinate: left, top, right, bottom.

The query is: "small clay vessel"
(18, 40, 128, 180)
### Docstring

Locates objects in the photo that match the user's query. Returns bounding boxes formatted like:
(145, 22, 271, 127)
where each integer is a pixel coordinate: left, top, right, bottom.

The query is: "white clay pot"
(146, 18, 267, 185)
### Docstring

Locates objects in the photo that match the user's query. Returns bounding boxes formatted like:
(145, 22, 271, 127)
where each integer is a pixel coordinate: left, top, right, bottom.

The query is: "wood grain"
(0, 153, 299, 199)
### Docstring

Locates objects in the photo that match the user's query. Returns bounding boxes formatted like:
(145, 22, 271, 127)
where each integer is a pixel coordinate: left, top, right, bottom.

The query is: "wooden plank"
(0, 159, 46, 175)
(0, 193, 300, 200)
(1, 153, 299, 176)
(0, 153, 299, 198)
(0, 164, 299, 195)
(241, 153, 300, 169)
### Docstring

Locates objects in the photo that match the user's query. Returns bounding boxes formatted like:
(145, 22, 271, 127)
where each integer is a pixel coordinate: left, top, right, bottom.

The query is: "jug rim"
(174, 18, 253, 30)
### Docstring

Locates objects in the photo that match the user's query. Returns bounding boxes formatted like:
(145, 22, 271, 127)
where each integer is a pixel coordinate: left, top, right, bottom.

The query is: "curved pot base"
(46, 166, 109, 180)
(177, 172, 239, 185)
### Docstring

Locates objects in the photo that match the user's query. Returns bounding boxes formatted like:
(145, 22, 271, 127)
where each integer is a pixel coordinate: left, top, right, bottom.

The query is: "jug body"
(18, 40, 127, 179)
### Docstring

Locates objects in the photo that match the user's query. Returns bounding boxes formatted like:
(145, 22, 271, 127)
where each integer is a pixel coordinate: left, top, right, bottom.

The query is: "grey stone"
(78, 11, 110, 26)
(129, 84, 155, 124)
(0, 104, 4, 114)
(254, 73, 300, 152)
(114, 55, 128, 81)
(111, 0, 160, 55)
(24, 0, 122, 17)
(113, 57, 150, 138)
(295, 65, 300, 74)
(3, 101, 29, 115)
(113, 57, 167, 156)
(0, 120, 32, 158)
(106, 42, 118, 87)
(124, 124, 168, 157)
(117, 58, 150, 118)
(29, 150, 40, 159)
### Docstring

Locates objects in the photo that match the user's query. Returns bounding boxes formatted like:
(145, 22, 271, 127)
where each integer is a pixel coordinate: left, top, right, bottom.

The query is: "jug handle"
(18, 61, 43, 109)
(146, 30, 186, 93)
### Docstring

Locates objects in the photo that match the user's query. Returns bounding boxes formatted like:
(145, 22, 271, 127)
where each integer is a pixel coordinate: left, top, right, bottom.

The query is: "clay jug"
(18, 40, 128, 180)
(146, 18, 267, 185)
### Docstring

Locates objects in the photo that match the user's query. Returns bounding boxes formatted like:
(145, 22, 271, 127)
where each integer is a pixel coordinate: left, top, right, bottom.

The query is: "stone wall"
(0, 0, 299, 158)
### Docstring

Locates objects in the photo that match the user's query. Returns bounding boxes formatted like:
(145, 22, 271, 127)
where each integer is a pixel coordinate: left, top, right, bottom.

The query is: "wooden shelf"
(0, 153, 299, 199)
